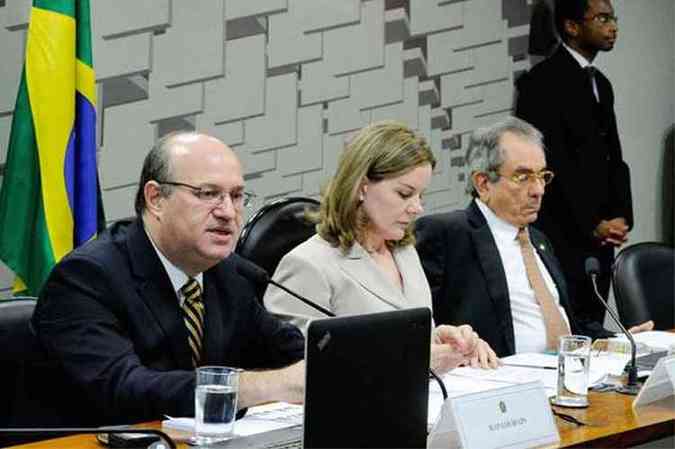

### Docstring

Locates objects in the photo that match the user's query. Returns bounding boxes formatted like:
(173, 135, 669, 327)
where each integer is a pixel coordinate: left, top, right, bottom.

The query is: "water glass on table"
(552, 335, 592, 408)
(195, 366, 242, 444)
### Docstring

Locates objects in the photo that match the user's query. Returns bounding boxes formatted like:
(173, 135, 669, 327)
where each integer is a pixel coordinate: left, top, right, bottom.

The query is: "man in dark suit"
(515, 0, 633, 325)
(416, 117, 650, 357)
(32, 132, 305, 425)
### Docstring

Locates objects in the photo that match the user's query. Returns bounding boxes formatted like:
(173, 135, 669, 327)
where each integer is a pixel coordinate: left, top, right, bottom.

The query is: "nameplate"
(437, 381, 559, 449)
(634, 355, 675, 407)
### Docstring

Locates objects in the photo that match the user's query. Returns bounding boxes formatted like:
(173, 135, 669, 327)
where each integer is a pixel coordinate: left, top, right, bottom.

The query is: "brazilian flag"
(0, 0, 104, 296)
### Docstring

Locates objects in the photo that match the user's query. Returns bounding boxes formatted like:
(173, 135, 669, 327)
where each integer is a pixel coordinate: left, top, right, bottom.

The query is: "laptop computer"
(197, 308, 431, 449)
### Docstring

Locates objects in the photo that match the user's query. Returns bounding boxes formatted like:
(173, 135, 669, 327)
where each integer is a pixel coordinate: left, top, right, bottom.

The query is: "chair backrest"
(235, 197, 320, 295)
(612, 242, 675, 330)
(0, 297, 86, 445)
(0, 298, 45, 444)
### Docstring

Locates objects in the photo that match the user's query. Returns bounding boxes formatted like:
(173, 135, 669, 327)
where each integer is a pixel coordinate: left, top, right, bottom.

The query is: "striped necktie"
(181, 278, 205, 367)
(516, 228, 571, 351)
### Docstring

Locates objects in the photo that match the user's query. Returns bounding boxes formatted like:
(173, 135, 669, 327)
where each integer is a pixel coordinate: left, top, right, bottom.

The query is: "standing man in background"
(515, 0, 633, 325)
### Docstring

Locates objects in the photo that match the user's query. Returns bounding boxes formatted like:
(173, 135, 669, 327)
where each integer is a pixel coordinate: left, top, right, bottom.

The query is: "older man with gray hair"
(415, 117, 651, 357)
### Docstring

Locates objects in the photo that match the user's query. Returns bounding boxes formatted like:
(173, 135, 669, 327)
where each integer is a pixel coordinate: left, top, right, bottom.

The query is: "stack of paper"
(162, 402, 303, 437)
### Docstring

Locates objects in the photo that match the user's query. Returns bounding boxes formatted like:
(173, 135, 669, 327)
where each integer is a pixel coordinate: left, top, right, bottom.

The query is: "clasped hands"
(594, 217, 629, 247)
(430, 324, 499, 374)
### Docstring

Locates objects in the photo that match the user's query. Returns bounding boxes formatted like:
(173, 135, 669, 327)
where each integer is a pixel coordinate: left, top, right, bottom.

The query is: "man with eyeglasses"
(415, 118, 651, 357)
(32, 131, 305, 426)
(515, 0, 634, 329)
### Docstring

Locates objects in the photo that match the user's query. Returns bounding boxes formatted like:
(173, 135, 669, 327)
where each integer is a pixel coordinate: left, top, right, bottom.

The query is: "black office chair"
(0, 297, 45, 422)
(612, 242, 675, 330)
(235, 197, 320, 298)
(0, 297, 87, 445)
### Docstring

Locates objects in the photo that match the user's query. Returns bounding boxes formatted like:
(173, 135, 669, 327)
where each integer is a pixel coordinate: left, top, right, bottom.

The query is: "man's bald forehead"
(162, 132, 238, 163)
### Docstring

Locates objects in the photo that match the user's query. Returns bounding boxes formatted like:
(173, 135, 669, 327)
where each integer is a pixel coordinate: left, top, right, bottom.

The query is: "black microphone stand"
(268, 279, 335, 317)
(589, 273, 641, 395)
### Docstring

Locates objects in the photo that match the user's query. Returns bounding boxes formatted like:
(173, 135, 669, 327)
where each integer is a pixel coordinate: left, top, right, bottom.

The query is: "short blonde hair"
(316, 121, 436, 252)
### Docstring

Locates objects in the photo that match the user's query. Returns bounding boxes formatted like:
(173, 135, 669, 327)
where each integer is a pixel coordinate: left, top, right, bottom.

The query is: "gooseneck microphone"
(584, 257, 640, 395)
(236, 257, 448, 400)
(236, 257, 335, 317)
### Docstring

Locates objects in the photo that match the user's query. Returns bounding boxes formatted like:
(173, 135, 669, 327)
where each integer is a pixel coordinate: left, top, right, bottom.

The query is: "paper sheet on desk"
(430, 353, 605, 404)
(450, 364, 559, 397)
(612, 331, 675, 351)
(162, 402, 303, 437)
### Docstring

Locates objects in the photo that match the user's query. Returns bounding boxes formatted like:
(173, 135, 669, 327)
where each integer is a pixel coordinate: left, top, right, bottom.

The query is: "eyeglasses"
(584, 13, 618, 25)
(495, 170, 555, 186)
(158, 181, 256, 208)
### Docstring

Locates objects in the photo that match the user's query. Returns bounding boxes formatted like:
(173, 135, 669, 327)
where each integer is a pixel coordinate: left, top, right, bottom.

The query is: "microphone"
(0, 428, 176, 449)
(235, 257, 335, 317)
(235, 257, 448, 400)
(584, 257, 640, 395)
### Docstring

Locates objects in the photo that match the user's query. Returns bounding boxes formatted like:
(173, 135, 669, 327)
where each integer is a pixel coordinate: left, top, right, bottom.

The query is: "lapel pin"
(539, 244, 546, 251)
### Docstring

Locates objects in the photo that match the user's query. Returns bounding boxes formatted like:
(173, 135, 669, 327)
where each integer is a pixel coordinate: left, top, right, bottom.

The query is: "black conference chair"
(0, 297, 86, 445)
(612, 242, 675, 330)
(235, 197, 320, 298)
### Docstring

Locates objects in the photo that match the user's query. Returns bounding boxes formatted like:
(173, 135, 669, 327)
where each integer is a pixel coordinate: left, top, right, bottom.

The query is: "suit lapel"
(467, 202, 515, 354)
(339, 242, 409, 309)
(127, 219, 193, 369)
(396, 245, 428, 305)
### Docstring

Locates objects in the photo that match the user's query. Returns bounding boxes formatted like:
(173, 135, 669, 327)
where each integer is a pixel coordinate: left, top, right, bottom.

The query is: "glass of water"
(552, 335, 592, 408)
(195, 366, 242, 444)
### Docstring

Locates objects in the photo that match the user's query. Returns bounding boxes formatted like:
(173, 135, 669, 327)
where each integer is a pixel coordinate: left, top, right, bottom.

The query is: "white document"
(633, 355, 675, 407)
(443, 353, 607, 399)
(501, 352, 558, 369)
(449, 363, 559, 397)
(589, 351, 631, 376)
(161, 402, 303, 437)
(613, 331, 675, 351)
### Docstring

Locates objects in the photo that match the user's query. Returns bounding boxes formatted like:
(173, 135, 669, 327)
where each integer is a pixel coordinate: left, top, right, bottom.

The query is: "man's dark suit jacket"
(32, 218, 304, 426)
(515, 45, 633, 316)
(415, 202, 612, 357)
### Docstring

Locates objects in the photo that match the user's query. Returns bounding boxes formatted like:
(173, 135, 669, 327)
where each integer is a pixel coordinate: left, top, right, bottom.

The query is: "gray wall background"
(0, 0, 673, 294)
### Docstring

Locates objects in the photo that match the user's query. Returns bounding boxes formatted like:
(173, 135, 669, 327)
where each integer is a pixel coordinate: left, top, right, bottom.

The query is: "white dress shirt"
(476, 200, 570, 353)
(145, 227, 203, 306)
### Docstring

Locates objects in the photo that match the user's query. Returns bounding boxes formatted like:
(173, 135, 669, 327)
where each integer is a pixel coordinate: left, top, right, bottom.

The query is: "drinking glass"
(194, 366, 242, 444)
(552, 335, 591, 408)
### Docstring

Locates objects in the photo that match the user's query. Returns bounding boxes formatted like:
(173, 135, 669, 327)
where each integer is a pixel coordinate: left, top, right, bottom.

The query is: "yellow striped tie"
(181, 278, 205, 367)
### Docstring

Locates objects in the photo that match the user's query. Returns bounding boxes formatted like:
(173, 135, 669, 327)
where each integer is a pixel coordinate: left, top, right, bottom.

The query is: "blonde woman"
(264, 121, 498, 372)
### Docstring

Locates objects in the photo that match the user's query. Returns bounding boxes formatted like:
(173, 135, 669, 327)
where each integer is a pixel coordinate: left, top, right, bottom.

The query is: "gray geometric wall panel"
(0, 0, 533, 291)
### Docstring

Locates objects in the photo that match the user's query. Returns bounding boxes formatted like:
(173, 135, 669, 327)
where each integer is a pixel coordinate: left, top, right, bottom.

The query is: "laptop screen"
(303, 308, 431, 449)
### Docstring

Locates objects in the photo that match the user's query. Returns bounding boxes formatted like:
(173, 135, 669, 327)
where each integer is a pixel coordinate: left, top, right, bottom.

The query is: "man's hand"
(628, 320, 654, 334)
(239, 361, 305, 408)
(594, 218, 629, 247)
